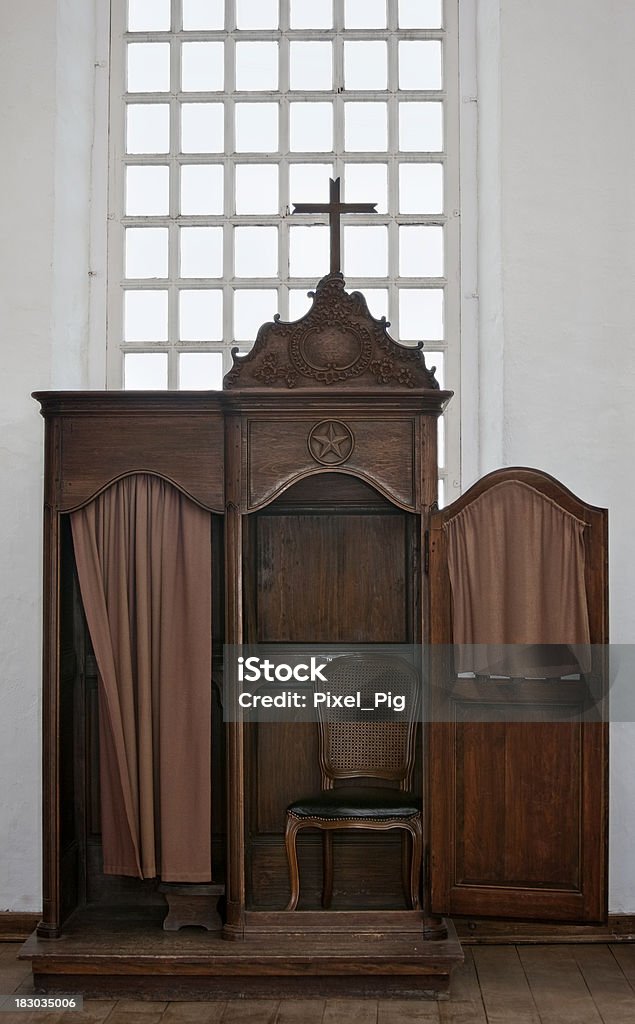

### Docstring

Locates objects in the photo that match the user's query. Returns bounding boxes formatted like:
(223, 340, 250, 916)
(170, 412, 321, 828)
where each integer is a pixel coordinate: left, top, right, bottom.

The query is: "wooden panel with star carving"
(245, 416, 418, 511)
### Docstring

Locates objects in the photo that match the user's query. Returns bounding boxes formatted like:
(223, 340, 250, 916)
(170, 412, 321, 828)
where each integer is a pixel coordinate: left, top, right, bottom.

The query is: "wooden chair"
(284, 653, 422, 911)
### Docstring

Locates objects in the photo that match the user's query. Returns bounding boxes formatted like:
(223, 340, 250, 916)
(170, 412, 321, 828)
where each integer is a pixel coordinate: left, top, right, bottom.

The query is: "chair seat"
(287, 786, 421, 821)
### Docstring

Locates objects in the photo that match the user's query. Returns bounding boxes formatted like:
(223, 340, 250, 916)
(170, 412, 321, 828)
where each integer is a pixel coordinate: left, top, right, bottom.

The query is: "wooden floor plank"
(0, 1002, 114, 1024)
(472, 946, 541, 1024)
(20, 1006, 114, 1024)
(13, 976, 35, 995)
(21, 1014, 68, 1024)
(163, 1001, 227, 1023)
(0, 944, 22, 963)
(71, 1000, 118, 1024)
(98, 1000, 167, 1024)
(0, 956, 35, 993)
(322, 999, 378, 1024)
(518, 945, 604, 1024)
(439, 949, 487, 1024)
(610, 944, 635, 989)
(274, 1000, 325, 1024)
(221, 1000, 279, 1024)
(377, 998, 440, 1022)
(569, 945, 635, 1023)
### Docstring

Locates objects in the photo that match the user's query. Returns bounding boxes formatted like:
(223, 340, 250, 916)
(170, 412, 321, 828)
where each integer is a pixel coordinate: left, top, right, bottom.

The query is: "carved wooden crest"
(223, 273, 441, 391)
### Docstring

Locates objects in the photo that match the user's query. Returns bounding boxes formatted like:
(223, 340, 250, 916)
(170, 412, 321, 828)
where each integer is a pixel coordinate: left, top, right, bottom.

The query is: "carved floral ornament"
(224, 273, 440, 391)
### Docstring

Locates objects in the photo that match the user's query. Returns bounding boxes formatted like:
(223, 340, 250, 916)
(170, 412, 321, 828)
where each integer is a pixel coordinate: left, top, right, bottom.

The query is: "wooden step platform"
(20, 906, 463, 1000)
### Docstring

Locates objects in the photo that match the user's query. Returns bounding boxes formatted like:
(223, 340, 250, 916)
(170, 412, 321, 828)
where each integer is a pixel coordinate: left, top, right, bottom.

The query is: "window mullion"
(112, 0, 461, 488)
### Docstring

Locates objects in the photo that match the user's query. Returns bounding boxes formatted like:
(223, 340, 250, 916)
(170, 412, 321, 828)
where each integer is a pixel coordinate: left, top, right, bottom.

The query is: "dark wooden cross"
(292, 177, 377, 275)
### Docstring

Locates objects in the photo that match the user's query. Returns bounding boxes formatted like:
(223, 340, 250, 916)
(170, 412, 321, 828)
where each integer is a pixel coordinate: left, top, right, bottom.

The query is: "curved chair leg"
(407, 817, 423, 911)
(322, 830, 334, 909)
(284, 815, 302, 911)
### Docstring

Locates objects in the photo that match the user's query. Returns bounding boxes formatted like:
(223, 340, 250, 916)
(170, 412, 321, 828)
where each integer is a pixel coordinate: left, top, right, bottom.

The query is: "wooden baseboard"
(455, 914, 635, 944)
(0, 913, 41, 942)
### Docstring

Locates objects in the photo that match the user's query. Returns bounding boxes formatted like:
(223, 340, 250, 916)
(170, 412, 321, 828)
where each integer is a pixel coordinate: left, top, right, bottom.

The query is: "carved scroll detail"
(224, 272, 441, 391)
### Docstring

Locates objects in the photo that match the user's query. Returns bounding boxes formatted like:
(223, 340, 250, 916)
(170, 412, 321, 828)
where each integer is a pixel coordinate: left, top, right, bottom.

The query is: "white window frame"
(107, 0, 463, 501)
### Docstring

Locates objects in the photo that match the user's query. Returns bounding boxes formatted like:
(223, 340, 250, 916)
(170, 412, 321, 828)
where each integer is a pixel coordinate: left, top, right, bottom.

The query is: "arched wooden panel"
(428, 467, 608, 922)
(34, 392, 225, 513)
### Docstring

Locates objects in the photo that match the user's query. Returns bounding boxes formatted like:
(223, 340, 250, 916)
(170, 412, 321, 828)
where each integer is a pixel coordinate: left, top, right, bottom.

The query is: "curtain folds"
(71, 474, 212, 882)
(444, 480, 591, 676)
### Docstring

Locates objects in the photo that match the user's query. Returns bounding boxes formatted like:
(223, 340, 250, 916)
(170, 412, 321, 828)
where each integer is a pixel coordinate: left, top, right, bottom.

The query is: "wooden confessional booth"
(24, 271, 608, 999)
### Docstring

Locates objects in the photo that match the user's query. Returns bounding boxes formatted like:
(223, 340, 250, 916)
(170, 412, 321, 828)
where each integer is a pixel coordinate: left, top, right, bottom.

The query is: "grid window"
(110, 0, 460, 500)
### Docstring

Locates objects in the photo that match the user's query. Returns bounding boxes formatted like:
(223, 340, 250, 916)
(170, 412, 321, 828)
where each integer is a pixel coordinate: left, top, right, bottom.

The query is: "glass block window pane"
(399, 102, 443, 152)
(235, 226, 278, 277)
(345, 0, 386, 29)
(125, 166, 170, 216)
(288, 289, 313, 321)
(358, 288, 389, 322)
(399, 41, 443, 91)
(344, 163, 388, 214)
(289, 165, 333, 205)
(180, 290, 223, 340)
(182, 43, 224, 92)
(344, 43, 387, 91)
(344, 226, 388, 277)
(235, 165, 279, 214)
(180, 226, 224, 277)
(182, 0, 225, 30)
(179, 352, 224, 390)
(180, 164, 224, 215)
(235, 42, 279, 92)
(289, 226, 329, 278)
(235, 103, 279, 152)
(345, 103, 387, 151)
(399, 0, 443, 29)
(181, 103, 224, 153)
(399, 163, 444, 213)
(127, 43, 170, 93)
(124, 352, 168, 389)
(424, 350, 444, 388)
(125, 227, 169, 278)
(290, 0, 332, 28)
(126, 104, 170, 154)
(290, 43, 333, 91)
(128, 0, 171, 31)
(290, 103, 333, 152)
(236, 0, 278, 29)
(124, 290, 169, 342)
(437, 415, 445, 468)
(234, 289, 279, 340)
(399, 226, 444, 278)
(111, 0, 459, 502)
(399, 289, 444, 340)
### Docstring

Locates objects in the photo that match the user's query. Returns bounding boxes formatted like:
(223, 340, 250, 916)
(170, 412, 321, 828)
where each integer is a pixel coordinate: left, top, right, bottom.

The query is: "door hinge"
(424, 529, 430, 575)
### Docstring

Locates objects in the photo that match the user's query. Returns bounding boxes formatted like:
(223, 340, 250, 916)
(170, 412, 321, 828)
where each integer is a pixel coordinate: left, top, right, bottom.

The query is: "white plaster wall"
(0, 0, 98, 911)
(489, 0, 635, 910)
(2, 0, 635, 915)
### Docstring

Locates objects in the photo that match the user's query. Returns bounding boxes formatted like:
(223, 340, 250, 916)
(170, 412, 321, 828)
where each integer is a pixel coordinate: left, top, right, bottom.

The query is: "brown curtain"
(444, 480, 590, 675)
(71, 474, 212, 882)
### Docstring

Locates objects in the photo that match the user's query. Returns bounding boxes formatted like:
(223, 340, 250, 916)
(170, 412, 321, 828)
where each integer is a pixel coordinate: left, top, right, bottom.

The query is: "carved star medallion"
(308, 420, 355, 466)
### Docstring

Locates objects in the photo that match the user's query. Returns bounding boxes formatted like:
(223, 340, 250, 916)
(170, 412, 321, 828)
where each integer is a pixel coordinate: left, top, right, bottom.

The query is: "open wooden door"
(428, 468, 608, 922)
